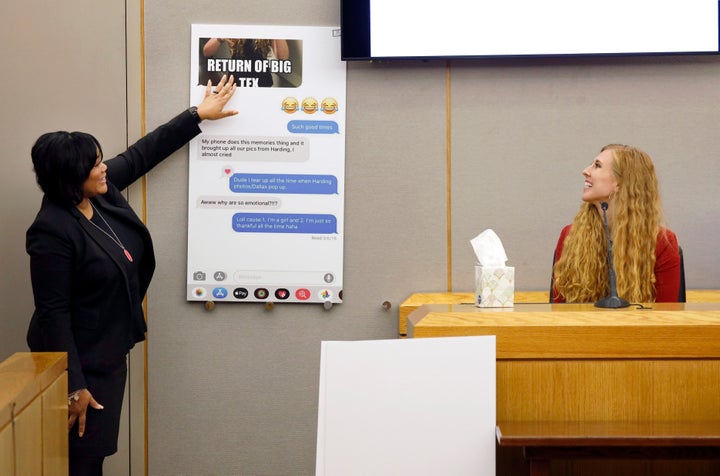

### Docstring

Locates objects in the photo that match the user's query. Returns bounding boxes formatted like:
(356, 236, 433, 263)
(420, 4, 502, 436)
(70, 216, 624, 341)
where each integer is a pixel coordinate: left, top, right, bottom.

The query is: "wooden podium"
(0, 352, 68, 476)
(403, 297, 720, 475)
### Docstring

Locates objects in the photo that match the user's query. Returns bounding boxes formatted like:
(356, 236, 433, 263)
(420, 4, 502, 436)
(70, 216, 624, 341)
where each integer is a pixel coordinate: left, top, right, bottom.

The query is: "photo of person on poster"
(200, 38, 301, 87)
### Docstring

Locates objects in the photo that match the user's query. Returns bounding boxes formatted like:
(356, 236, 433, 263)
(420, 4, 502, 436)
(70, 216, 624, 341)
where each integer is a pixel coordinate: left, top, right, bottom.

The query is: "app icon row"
(191, 286, 334, 302)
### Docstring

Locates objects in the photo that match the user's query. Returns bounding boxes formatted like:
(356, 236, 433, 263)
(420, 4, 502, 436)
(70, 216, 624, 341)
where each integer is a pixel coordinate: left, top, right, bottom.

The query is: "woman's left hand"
(68, 388, 104, 437)
(196, 74, 238, 121)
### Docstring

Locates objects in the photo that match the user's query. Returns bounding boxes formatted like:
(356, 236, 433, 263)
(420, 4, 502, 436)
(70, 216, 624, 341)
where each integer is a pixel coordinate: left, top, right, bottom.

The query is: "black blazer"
(27, 110, 201, 392)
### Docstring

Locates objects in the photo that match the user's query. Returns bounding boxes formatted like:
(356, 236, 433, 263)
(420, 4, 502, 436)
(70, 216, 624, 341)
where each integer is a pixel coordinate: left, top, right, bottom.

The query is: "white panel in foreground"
(316, 336, 496, 475)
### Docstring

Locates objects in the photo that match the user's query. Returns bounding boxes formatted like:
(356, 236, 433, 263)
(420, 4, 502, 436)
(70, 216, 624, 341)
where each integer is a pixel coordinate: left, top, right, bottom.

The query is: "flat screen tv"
(341, 0, 720, 60)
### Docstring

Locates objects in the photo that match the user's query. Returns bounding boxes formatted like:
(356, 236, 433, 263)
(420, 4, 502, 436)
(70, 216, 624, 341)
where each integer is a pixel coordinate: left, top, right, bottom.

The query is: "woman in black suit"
(26, 75, 237, 475)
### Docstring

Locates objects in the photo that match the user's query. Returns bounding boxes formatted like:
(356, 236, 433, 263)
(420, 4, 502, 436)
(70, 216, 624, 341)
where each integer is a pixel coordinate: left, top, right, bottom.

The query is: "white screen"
(370, 0, 719, 57)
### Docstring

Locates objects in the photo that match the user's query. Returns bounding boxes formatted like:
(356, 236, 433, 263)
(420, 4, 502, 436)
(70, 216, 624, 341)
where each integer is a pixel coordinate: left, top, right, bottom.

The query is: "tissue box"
(475, 266, 515, 307)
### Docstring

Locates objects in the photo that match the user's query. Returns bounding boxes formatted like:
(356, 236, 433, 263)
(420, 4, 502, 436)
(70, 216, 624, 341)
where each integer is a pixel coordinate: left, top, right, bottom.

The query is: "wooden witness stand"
(401, 291, 720, 476)
(496, 421, 720, 476)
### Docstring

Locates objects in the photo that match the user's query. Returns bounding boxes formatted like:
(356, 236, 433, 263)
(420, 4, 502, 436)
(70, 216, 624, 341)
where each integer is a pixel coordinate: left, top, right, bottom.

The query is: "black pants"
(69, 455, 104, 476)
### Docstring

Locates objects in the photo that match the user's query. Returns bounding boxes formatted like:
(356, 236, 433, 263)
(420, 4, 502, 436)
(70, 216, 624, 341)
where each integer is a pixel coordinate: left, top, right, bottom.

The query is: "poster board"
(187, 25, 346, 304)
(316, 336, 496, 475)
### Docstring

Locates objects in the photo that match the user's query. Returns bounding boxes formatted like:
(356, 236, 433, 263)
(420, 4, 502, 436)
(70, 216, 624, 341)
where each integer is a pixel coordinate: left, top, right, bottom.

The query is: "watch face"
(189, 107, 201, 122)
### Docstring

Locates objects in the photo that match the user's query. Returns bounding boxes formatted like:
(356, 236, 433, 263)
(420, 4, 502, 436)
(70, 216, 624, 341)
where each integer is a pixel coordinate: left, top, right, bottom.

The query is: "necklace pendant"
(124, 249, 133, 262)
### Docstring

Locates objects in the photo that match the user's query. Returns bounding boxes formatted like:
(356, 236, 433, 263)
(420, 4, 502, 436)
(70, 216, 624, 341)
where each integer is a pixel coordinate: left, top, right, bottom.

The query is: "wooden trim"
(445, 62, 452, 292)
(407, 302, 720, 358)
(399, 290, 720, 337)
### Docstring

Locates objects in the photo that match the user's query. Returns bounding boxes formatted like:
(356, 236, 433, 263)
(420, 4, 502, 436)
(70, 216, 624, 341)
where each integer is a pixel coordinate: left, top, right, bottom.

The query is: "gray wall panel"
(1, 1, 134, 474)
(144, 3, 448, 474)
(0, 0, 128, 361)
(450, 57, 720, 293)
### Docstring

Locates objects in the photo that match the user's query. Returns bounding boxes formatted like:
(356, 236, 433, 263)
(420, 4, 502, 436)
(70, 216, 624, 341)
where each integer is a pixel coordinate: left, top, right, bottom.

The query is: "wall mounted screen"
(341, 0, 720, 60)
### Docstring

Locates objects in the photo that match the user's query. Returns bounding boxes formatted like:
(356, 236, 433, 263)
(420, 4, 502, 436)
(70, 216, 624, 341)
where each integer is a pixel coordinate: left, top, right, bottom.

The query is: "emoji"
(281, 97, 299, 114)
(320, 97, 338, 114)
(301, 97, 318, 114)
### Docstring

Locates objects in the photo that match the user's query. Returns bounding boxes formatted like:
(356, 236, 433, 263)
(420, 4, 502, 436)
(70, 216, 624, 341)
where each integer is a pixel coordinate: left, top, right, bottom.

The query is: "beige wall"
(0, 0, 129, 362)
(2, 0, 720, 475)
(0, 1, 141, 474)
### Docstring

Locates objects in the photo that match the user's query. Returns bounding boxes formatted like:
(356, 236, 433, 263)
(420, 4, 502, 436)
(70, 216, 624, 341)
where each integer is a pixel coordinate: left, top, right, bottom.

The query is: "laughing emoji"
(281, 97, 299, 114)
(301, 97, 318, 114)
(320, 97, 338, 114)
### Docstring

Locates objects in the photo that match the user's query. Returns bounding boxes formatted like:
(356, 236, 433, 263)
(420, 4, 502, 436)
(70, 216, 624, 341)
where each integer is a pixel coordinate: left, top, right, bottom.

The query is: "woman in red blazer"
(552, 144, 681, 304)
(26, 76, 237, 475)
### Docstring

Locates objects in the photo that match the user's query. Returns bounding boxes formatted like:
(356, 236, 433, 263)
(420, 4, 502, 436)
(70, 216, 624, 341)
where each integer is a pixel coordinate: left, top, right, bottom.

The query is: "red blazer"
(553, 224, 681, 303)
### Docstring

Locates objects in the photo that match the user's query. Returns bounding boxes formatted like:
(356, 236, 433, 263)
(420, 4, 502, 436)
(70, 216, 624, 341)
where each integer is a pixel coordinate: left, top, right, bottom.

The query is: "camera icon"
(193, 271, 206, 281)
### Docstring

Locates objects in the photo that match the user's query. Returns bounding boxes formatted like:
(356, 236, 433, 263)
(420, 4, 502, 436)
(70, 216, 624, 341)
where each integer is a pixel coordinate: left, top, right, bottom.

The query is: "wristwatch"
(188, 106, 201, 123)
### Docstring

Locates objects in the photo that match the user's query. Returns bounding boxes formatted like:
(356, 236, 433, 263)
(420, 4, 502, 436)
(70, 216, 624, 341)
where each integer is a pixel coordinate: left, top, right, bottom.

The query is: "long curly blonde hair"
(226, 39, 272, 58)
(553, 144, 667, 303)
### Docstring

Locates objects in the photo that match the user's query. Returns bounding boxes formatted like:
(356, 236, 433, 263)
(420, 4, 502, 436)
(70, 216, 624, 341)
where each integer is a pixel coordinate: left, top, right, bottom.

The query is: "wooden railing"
(0, 352, 68, 476)
(398, 289, 720, 336)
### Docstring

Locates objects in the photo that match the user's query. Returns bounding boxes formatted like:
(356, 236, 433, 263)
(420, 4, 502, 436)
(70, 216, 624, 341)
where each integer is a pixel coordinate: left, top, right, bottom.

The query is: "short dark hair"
(31, 131, 103, 207)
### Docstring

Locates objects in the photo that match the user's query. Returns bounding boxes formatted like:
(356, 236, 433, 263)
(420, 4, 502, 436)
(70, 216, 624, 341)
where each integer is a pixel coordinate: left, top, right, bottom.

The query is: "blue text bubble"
(287, 120, 339, 134)
(232, 213, 338, 234)
(229, 173, 338, 195)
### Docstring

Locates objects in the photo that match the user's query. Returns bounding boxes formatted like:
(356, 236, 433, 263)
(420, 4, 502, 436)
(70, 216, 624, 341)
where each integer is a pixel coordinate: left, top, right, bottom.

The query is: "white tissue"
(470, 229, 507, 267)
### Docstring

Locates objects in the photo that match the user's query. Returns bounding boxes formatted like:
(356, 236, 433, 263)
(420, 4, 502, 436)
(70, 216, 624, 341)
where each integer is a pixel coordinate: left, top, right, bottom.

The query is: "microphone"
(594, 202, 630, 308)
